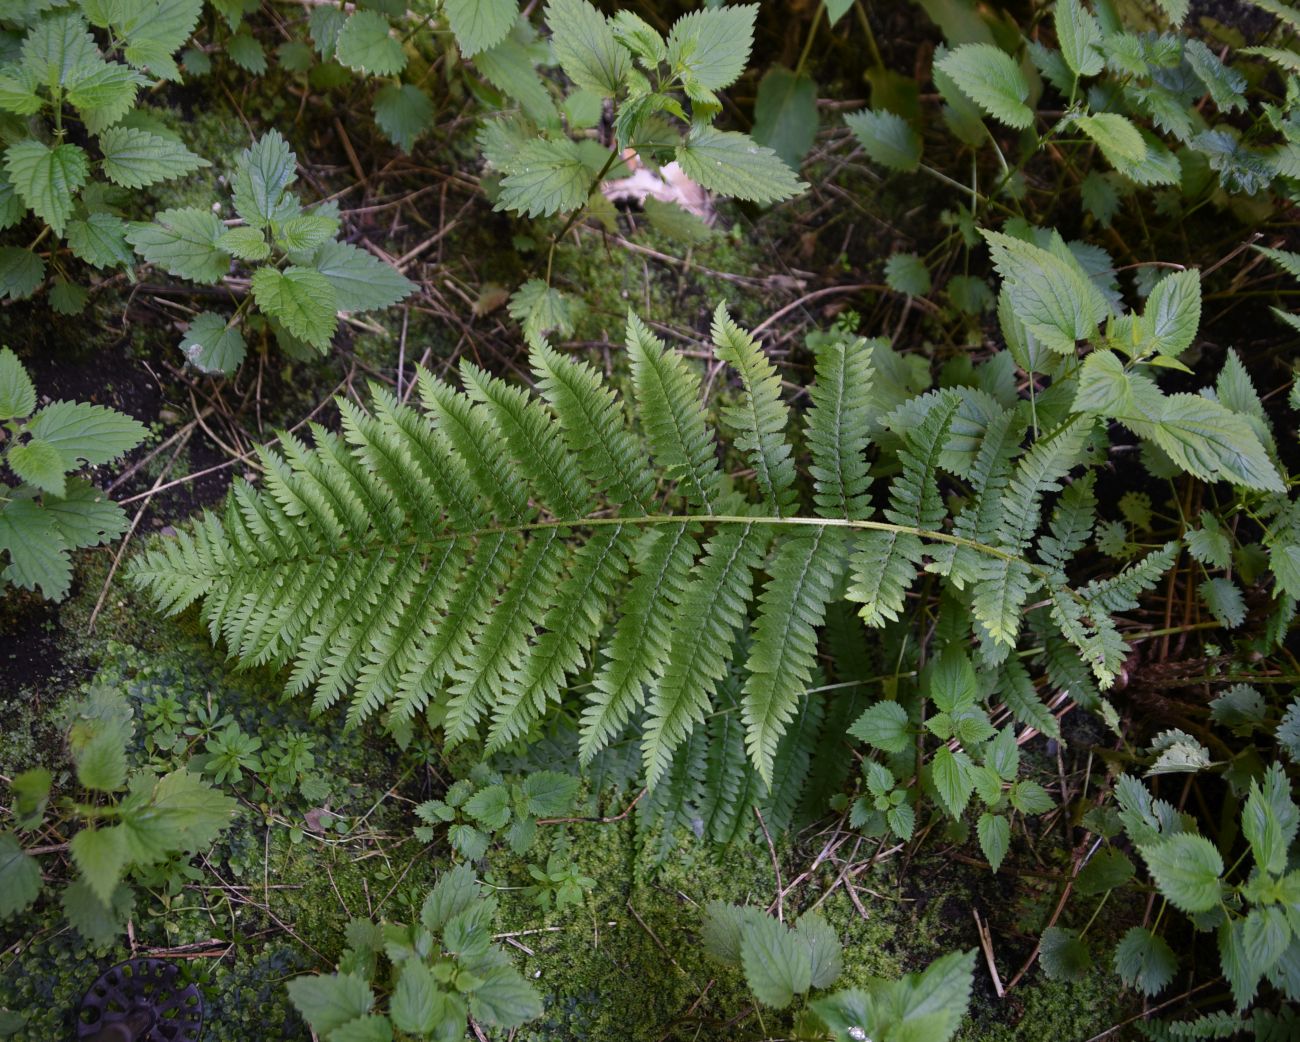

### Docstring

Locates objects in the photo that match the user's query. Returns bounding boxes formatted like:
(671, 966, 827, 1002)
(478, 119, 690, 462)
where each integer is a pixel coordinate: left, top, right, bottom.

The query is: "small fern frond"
(1037, 471, 1098, 576)
(626, 311, 723, 512)
(711, 304, 797, 515)
(760, 683, 826, 832)
(1080, 541, 1181, 613)
(699, 661, 761, 845)
(947, 407, 1022, 587)
(742, 527, 844, 783)
(532, 342, 655, 514)
(847, 390, 962, 625)
(642, 522, 771, 788)
(805, 331, 877, 520)
(579, 523, 699, 764)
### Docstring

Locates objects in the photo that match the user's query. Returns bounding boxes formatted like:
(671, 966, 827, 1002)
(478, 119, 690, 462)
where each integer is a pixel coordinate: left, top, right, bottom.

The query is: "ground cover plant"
(3, 0, 1300, 1038)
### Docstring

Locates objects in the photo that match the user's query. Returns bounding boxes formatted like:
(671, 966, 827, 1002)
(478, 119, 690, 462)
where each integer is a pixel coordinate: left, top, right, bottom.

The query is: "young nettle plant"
(0, 0, 210, 307)
(475, 0, 806, 336)
(287, 864, 543, 1041)
(126, 130, 415, 374)
(0, 687, 236, 946)
(413, 765, 579, 859)
(0, 348, 146, 600)
(703, 900, 975, 1041)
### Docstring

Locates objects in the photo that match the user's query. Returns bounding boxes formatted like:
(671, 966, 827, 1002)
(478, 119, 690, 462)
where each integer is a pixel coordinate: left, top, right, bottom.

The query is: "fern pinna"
(130, 304, 1169, 797)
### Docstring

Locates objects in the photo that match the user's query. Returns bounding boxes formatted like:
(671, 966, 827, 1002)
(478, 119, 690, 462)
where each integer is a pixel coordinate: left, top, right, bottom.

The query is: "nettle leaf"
(931, 745, 975, 818)
(180, 312, 247, 375)
(22, 11, 99, 92)
(1114, 926, 1177, 995)
(977, 812, 1010, 872)
(935, 44, 1034, 129)
(848, 700, 910, 752)
(4, 140, 88, 237)
(7, 438, 66, 495)
(335, 10, 406, 76)
(227, 32, 267, 74)
(216, 226, 270, 261)
(0, 499, 72, 599)
(667, 3, 756, 92)
(1143, 269, 1200, 357)
(1056, 0, 1104, 78)
(286, 974, 375, 1037)
(0, 347, 36, 420)
(373, 83, 433, 153)
(0, 833, 41, 918)
(311, 241, 414, 313)
(67, 62, 146, 132)
(675, 126, 806, 204)
(545, 0, 629, 97)
(99, 126, 208, 189)
(444, 0, 516, 57)
(115, 0, 203, 81)
(126, 208, 230, 284)
(496, 137, 590, 217)
(250, 266, 337, 350)
(739, 913, 813, 1008)
(1151, 394, 1284, 492)
(1140, 833, 1223, 913)
(845, 108, 922, 172)
(885, 252, 931, 296)
(232, 130, 298, 229)
(0, 248, 43, 301)
(984, 230, 1109, 352)
(1075, 112, 1146, 169)
(1040, 926, 1092, 981)
(70, 825, 128, 906)
(390, 960, 437, 1034)
(752, 66, 817, 170)
(27, 400, 147, 468)
(1199, 577, 1245, 629)
(44, 479, 128, 550)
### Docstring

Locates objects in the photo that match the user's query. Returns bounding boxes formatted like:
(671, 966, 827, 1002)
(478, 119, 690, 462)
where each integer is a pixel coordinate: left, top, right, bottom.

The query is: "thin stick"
(973, 908, 1005, 998)
(754, 807, 784, 923)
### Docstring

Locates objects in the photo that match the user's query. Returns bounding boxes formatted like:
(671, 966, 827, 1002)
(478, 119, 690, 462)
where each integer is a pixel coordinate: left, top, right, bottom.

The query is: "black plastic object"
(77, 958, 203, 1042)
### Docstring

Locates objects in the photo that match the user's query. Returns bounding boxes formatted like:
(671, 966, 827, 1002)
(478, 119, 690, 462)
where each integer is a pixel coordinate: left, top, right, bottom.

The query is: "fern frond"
(742, 527, 844, 783)
(579, 523, 699, 764)
(486, 524, 635, 750)
(1080, 541, 1180, 613)
(531, 342, 655, 514)
(700, 662, 760, 845)
(626, 311, 722, 512)
(1037, 471, 1097, 576)
(946, 407, 1022, 587)
(973, 420, 1091, 647)
(760, 684, 826, 832)
(642, 522, 771, 788)
(711, 304, 797, 515)
(847, 390, 962, 625)
(804, 332, 878, 520)
(460, 361, 594, 519)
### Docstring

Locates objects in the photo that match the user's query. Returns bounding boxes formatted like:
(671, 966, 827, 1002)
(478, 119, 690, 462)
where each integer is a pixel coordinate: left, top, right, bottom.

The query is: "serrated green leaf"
(286, 974, 375, 1036)
(215, 226, 269, 261)
(27, 399, 147, 468)
(0, 833, 40, 918)
(77, 727, 127, 792)
(739, 913, 813, 1008)
(675, 125, 806, 204)
(977, 812, 1010, 871)
(70, 825, 128, 906)
(7, 437, 66, 496)
(1114, 926, 1177, 995)
(1150, 394, 1284, 492)
(752, 65, 816, 170)
(936, 43, 1034, 129)
(0, 70, 42, 115)
(1057, 0, 1104, 77)
(848, 700, 910, 752)
(251, 265, 337, 350)
(1139, 832, 1223, 912)
(932, 745, 975, 818)
(4, 140, 88, 237)
(0, 347, 35, 419)
(1040, 926, 1092, 981)
(642, 196, 712, 245)
(43, 478, 128, 549)
(546, 0, 628, 96)
(373, 82, 433, 153)
(62, 878, 133, 945)
(470, 966, 543, 1028)
(445, 0, 515, 56)
(232, 130, 298, 229)
(22, 11, 98, 91)
(67, 213, 133, 270)
(180, 312, 246, 375)
(1076, 112, 1146, 168)
(0, 499, 71, 599)
(844, 108, 922, 172)
(335, 9, 405, 74)
(126, 207, 230, 283)
(274, 213, 338, 254)
(311, 240, 414, 313)
(1143, 269, 1200, 357)
(99, 126, 207, 189)
(983, 230, 1109, 352)
(227, 31, 266, 73)
(496, 137, 590, 217)
(884, 251, 931, 296)
(667, 4, 756, 91)
(0, 248, 43, 301)
(390, 960, 437, 1034)
(49, 279, 89, 316)
(1076, 846, 1135, 894)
